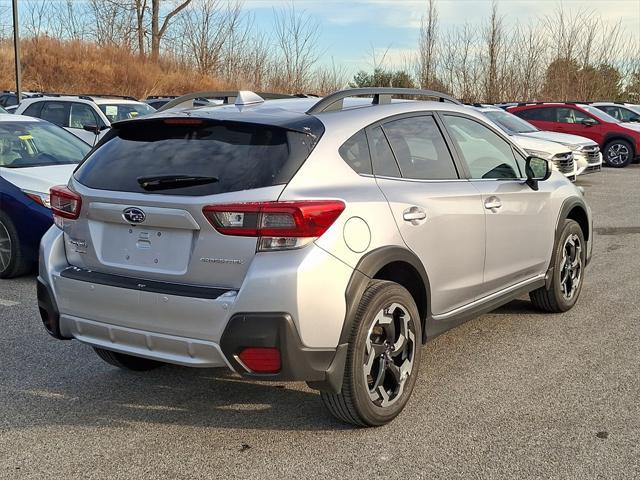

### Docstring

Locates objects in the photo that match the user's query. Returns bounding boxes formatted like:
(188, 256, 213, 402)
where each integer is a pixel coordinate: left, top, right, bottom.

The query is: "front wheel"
(321, 280, 422, 427)
(530, 219, 586, 313)
(603, 139, 633, 168)
(0, 212, 32, 279)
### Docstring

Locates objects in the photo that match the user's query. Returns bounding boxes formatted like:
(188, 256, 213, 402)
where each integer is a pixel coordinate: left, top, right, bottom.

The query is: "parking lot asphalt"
(1, 167, 639, 480)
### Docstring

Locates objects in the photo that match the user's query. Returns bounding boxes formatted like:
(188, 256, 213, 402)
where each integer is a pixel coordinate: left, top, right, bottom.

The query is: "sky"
(246, 0, 640, 71)
(1, 0, 639, 74)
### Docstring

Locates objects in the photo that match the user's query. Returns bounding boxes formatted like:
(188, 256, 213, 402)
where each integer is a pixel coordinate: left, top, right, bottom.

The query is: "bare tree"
(417, 0, 438, 89)
(272, 2, 322, 92)
(149, 0, 193, 61)
(179, 0, 243, 75)
(483, 1, 504, 102)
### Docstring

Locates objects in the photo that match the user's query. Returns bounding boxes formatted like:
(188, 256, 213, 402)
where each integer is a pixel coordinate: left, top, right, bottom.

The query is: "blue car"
(0, 114, 90, 278)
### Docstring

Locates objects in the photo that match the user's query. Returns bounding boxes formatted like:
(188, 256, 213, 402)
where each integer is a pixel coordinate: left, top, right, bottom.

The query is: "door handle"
(403, 206, 427, 222)
(484, 197, 502, 210)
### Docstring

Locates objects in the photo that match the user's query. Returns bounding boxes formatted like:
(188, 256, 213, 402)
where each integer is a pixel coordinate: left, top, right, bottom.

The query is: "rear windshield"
(74, 120, 319, 196)
(0, 121, 90, 168)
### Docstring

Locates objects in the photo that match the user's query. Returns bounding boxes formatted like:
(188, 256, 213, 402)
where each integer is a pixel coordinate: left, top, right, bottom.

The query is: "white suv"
(15, 95, 155, 145)
(37, 89, 592, 426)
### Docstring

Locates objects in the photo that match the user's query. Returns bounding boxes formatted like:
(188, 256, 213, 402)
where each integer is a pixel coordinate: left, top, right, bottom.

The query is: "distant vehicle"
(473, 105, 602, 176)
(15, 94, 155, 146)
(0, 114, 90, 278)
(590, 102, 640, 123)
(38, 88, 592, 427)
(470, 105, 577, 180)
(155, 91, 295, 112)
(508, 102, 640, 168)
(145, 95, 222, 110)
(0, 91, 42, 108)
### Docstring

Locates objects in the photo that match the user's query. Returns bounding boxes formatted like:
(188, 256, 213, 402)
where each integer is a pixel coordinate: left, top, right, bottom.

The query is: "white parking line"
(0, 298, 20, 307)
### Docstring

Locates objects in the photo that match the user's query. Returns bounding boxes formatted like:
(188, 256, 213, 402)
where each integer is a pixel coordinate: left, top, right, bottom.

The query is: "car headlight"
(22, 189, 51, 208)
(524, 149, 553, 161)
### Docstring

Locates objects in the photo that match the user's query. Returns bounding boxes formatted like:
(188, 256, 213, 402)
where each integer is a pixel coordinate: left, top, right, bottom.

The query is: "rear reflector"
(50, 185, 82, 220)
(238, 347, 281, 373)
(202, 200, 345, 251)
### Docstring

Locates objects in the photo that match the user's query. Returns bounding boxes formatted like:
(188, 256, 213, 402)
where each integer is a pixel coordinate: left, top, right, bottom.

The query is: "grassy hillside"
(0, 37, 227, 99)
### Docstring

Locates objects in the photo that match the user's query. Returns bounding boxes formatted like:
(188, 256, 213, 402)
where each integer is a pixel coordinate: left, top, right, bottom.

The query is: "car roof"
(137, 96, 487, 134)
(0, 113, 45, 123)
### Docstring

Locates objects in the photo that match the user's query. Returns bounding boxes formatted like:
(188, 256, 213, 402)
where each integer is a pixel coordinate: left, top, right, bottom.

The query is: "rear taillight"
(202, 200, 345, 251)
(238, 347, 281, 374)
(50, 185, 82, 220)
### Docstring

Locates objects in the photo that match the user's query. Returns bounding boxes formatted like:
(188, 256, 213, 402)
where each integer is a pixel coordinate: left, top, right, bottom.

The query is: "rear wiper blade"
(137, 175, 219, 191)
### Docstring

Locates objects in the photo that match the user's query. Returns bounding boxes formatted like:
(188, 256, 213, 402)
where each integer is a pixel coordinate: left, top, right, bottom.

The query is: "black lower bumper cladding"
(220, 313, 345, 389)
(36, 277, 71, 340)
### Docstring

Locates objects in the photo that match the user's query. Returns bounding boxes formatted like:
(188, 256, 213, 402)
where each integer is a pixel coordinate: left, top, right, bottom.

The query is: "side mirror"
(82, 124, 101, 135)
(525, 156, 551, 191)
(581, 117, 598, 126)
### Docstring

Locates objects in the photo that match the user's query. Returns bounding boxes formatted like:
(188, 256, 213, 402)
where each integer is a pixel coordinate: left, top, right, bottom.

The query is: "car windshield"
(98, 103, 155, 123)
(627, 105, 640, 115)
(581, 105, 620, 123)
(483, 110, 539, 134)
(0, 121, 90, 168)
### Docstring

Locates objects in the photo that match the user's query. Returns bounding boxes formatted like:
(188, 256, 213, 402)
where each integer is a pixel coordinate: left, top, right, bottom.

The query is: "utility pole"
(12, 0, 22, 103)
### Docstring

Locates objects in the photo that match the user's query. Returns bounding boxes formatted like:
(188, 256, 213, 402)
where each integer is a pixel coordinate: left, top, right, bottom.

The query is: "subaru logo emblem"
(123, 207, 146, 224)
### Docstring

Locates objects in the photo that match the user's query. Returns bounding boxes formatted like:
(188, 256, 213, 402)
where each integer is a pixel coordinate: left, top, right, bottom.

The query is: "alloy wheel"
(607, 143, 630, 166)
(363, 302, 416, 407)
(559, 233, 582, 301)
(0, 221, 11, 273)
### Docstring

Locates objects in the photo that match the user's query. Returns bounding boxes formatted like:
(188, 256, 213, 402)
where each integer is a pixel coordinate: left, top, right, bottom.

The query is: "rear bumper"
(38, 228, 350, 386)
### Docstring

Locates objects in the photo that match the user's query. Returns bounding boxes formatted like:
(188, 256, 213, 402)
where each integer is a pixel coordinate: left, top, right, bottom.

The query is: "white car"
(471, 106, 577, 181)
(15, 95, 155, 146)
(477, 105, 602, 176)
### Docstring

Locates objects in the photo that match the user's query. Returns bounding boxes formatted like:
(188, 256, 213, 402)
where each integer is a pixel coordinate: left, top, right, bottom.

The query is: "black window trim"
(362, 111, 465, 183)
(436, 111, 527, 181)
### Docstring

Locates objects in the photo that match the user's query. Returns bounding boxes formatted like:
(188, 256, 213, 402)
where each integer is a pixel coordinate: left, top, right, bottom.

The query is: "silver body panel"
(39, 96, 593, 370)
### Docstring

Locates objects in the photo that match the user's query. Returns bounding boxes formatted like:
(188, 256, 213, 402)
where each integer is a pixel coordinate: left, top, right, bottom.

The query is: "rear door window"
(368, 126, 401, 177)
(381, 116, 458, 180)
(74, 120, 321, 196)
(40, 102, 69, 127)
(515, 108, 555, 122)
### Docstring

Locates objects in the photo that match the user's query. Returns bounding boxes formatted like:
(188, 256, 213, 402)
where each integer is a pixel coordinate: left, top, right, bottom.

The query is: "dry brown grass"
(0, 36, 230, 98)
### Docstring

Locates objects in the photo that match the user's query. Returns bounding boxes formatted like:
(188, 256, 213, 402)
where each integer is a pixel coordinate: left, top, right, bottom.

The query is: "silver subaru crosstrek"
(38, 88, 592, 426)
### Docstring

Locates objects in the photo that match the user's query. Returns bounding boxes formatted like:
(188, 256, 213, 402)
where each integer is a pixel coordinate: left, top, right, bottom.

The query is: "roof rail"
(306, 88, 461, 114)
(79, 93, 138, 101)
(146, 95, 179, 100)
(157, 91, 295, 112)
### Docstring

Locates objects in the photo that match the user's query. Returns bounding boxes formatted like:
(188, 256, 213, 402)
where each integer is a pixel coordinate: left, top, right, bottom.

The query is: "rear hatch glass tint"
(73, 120, 321, 196)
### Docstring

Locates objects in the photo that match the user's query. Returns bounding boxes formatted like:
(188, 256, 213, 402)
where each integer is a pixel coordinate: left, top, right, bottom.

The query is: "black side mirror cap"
(525, 156, 552, 191)
(82, 124, 101, 135)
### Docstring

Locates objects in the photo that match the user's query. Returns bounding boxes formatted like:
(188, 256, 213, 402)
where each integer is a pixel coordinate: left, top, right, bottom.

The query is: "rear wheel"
(530, 219, 585, 313)
(0, 212, 32, 279)
(93, 347, 164, 371)
(321, 280, 422, 426)
(603, 139, 633, 168)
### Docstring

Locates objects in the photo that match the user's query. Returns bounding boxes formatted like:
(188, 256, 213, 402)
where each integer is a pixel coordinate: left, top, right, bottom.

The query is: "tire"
(530, 219, 586, 313)
(603, 139, 633, 168)
(0, 212, 32, 279)
(93, 347, 164, 371)
(321, 280, 422, 427)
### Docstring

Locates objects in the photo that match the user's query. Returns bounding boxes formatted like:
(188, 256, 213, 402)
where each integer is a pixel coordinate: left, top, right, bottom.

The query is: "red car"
(508, 102, 640, 168)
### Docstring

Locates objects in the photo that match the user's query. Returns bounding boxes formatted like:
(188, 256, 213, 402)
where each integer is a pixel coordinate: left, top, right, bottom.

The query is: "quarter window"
(23, 102, 44, 117)
(381, 116, 458, 180)
(339, 130, 372, 174)
(443, 115, 521, 179)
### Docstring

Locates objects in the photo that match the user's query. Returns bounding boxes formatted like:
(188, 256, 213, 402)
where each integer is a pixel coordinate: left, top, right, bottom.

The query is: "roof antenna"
(235, 91, 265, 107)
